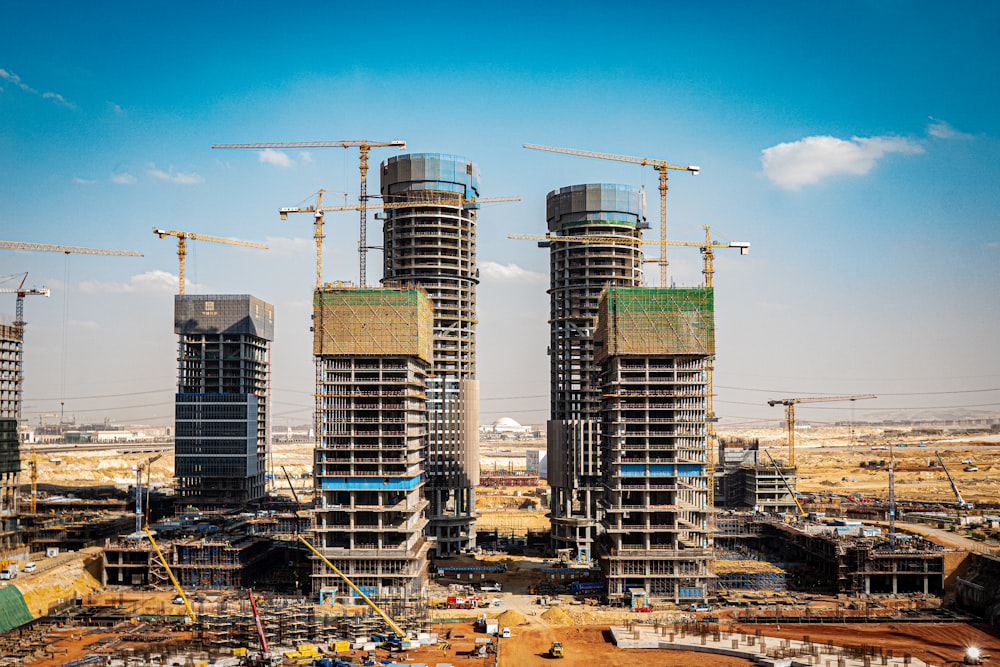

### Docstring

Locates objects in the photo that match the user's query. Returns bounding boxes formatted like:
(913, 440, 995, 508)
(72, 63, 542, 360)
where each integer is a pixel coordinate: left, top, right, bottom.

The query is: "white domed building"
(481, 416, 533, 438)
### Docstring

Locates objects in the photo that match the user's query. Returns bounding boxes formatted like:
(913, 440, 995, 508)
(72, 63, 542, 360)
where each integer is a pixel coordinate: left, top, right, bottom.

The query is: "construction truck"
(550, 641, 564, 658)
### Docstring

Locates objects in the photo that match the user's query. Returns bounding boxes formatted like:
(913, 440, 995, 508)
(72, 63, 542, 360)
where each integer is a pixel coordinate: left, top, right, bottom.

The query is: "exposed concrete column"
(892, 574, 897, 594)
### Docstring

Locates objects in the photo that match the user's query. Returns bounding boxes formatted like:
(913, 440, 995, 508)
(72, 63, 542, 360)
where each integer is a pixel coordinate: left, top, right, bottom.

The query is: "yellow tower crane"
(0, 240, 143, 257)
(524, 143, 700, 288)
(508, 224, 747, 287)
(767, 394, 877, 467)
(212, 139, 406, 287)
(152, 228, 267, 295)
(281, 193, 521, 287)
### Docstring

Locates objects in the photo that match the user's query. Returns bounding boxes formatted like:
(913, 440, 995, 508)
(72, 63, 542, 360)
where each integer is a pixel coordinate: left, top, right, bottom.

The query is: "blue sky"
(1, 1, 998, 430)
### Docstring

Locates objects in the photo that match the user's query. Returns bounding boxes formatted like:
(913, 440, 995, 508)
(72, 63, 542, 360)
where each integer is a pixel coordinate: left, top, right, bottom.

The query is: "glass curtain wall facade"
(174, 295, 273, 509)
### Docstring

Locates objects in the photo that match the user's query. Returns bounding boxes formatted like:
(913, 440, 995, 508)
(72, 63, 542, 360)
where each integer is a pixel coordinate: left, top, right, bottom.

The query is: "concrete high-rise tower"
(594, 286, 714, 604)
(545, 184, 646, 562)
(380, 153, 480, 556)
(311, 285, 433, 599)
(0, 322, 23, 548)
(174, 295, 273, 508)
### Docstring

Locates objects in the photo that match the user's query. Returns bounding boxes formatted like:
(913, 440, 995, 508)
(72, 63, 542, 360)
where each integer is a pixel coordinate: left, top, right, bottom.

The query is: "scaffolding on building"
(595, 286, 715, 360)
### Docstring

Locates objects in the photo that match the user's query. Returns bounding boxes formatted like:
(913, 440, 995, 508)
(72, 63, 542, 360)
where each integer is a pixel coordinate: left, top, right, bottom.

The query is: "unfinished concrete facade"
(0, 323, 22, 549)
(594, 286, 715, 604)
(545, 184, 646, 563)
(312, 287, 433, 598)
(381, 153, 480, 557)
(173, 295, 273, 509)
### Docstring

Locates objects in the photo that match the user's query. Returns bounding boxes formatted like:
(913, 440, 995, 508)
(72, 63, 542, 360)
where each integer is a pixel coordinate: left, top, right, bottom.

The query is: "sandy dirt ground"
(29, 427, 1000, 508)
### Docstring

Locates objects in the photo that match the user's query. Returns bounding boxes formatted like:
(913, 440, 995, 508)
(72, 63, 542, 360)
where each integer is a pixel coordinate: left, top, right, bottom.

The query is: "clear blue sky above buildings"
(1, 1, 998, 430)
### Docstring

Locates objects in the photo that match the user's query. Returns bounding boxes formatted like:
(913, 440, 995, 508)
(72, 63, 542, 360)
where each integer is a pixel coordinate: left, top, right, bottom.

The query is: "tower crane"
(281, 193, 521, 287)
(212, 139, 407, 286)
(508, 224, 748, 288)
(0, 240, 143, 257)
(524, 143, 700, 288)
(767, 394, 877, 467)
(0, 273, 50, 327)
(153, 228, 267, 295)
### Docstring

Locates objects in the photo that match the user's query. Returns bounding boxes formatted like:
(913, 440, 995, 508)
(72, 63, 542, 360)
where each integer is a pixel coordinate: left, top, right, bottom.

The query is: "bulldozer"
(550, 641, 564, 658)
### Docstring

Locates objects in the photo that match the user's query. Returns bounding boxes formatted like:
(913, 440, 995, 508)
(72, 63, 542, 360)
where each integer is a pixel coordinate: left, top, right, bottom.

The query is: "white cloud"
(73, 177, 96, 185)
(259, 149, 295, 168)
(761, 134, 924, 190)
(927, 117, 973, 140)
(0, 67, 75, 108)
(147, 165, 204, 185)
(264, 235, 315, 258)
(111, 172, 137, 185)
(78, 270, 178, 295)
(108, 101, 124, 115)
(479, 260, 546, 284)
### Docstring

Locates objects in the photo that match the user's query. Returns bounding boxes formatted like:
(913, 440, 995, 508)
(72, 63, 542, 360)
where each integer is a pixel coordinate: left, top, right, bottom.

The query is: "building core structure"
(594, 286, 715, 604)
(545, 184, 646, 562)
(380, 153, 480, 556)
(311, 286, 433, 599)
(174, 295, 273, 509)
(0, 323, 22, 549)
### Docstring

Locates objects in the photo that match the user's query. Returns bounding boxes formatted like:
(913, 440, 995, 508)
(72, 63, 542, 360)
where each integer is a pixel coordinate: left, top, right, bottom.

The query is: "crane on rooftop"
(0, 273, 50, 329)
(152, 228, 267, 295)
(280, 193, 520, 287)
(212, 139, 406, 286)
(523, 143, 700, 288)
(508, 224, 748, 288)
(767, 394, 877, 467)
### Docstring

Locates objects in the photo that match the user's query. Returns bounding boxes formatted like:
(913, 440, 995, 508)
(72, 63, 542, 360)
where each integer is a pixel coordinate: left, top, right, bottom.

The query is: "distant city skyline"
(2, 2, 998, 431)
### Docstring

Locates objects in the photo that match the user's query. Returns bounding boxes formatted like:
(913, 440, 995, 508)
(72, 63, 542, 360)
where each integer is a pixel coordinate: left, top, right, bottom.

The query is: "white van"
(23, 562, 36, 574)
(501, 628, 511, 638)
(0, 566, 17, 580)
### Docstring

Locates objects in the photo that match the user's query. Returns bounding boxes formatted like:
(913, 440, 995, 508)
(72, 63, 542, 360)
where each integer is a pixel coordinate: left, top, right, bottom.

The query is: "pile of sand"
(497, 609, 526, 626)
(541, 606, 574, 625)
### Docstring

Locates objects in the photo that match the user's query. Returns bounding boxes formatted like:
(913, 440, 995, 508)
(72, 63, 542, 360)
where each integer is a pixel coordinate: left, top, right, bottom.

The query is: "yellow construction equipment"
(767, 394, 877, 467)
(152, 228, 267, 295)
(762, 449, 807, 518)
(135, 453, 164, 534)
(0, 240, 143, 257)
(296, 535, 410, 641)
(524, 143, 700, 287)
(145, 525, 196, 625)
(26, 444, 38, 514)
(282, 193, 521, 287)
(508, 223, 748, 288)
(212, 139, 407, 286)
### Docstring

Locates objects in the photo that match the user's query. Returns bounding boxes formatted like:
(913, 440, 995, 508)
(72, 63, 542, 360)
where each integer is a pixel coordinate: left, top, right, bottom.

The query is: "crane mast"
(767, 394, 877, 467)
(523, 143, 700, 287)
(212, 139, 406, 286)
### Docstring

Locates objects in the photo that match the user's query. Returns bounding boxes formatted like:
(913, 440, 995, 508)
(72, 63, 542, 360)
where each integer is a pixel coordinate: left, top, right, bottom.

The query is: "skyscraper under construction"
(380, 153, 480, 556)
(173, 295, 273, 508)
(545, 183, 646, 562)
(311, 285, 433, 598)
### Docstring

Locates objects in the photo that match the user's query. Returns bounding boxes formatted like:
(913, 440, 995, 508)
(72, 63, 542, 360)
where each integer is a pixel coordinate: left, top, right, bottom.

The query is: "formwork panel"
(313, 288, 434, 362)
(595, 286, 714, 360)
